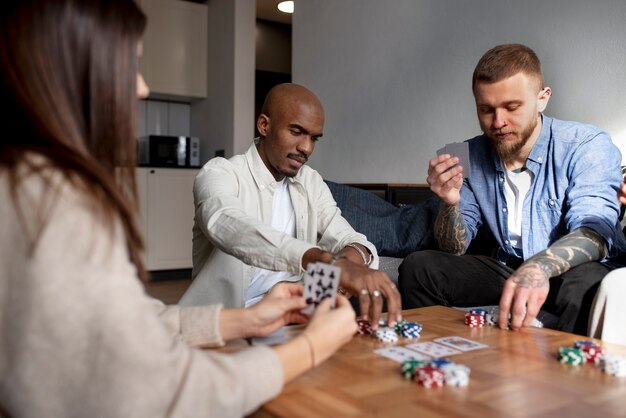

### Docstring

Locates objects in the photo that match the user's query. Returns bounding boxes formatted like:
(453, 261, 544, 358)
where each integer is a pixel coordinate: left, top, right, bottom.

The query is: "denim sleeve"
(459, 180, 483, 252)
(565, 132, 623, 253)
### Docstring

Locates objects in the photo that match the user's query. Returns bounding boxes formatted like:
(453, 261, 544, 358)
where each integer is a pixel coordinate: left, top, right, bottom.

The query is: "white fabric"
(180, 141, 377, 308)
(0, 159, 283, 418)
(588, 268, 626, 346)
(246, 179, 296, 307)
(503, 165, 533, 251)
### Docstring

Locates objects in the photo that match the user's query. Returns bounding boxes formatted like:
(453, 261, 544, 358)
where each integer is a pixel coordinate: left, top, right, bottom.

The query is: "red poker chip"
(356, 319, 373, 335)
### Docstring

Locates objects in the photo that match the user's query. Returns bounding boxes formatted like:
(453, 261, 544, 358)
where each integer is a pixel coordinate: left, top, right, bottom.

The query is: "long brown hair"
(0, 0, 148, 279)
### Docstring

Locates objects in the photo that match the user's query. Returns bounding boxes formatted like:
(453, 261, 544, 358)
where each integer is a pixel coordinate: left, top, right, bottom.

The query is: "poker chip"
(428, 358, 454, 368)
(600, 355, 626, 377)
(464, 312, 485, 328)
(470, 308, 489, 317)
(399, 322, 422, 339)
(440, 363, 471, 387)
(484, 313, 497, 326)
(558, 347, 585, 366)
(400, 357, 472, 388)
(394, 319, 408, 333)
(374, 327, 398, 344)
(578, 344, 605, 364)
(357, 319, 373, 335)
(415, 365, 445, 388)
(400, 359, 429, 380)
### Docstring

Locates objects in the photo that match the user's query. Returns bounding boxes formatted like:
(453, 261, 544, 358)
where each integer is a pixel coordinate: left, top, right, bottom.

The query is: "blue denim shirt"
(460, 115, 626, 264)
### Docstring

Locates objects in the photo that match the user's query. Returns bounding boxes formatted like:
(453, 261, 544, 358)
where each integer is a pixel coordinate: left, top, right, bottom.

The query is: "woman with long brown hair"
(0, 1, 356, 416)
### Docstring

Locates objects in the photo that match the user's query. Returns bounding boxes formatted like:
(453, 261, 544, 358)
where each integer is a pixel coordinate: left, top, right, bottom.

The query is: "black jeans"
(397, 250, 610, 335)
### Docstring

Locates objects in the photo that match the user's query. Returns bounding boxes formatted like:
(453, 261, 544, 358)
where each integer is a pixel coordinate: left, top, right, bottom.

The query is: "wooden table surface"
(251, 306, 626, 418)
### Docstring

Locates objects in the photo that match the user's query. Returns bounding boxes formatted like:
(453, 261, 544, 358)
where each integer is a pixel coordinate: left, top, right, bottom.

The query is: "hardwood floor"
(143, 278, 191, 305)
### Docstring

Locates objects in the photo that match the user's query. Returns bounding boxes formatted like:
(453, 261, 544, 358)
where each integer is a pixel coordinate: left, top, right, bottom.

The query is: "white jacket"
(180, 141, 378, 308)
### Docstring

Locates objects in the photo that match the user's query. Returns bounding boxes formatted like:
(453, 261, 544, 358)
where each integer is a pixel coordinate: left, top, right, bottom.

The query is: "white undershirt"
(245, 179, 296, 307)
(503, 165, 533, 252)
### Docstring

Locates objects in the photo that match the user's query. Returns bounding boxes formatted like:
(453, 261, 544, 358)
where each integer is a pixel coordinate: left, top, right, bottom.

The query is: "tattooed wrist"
(512, 263, 550, 288)
(435, 202, 467, 254)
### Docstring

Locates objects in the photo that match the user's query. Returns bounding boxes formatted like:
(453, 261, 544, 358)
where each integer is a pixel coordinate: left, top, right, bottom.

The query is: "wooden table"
(251, 306, 626, 418)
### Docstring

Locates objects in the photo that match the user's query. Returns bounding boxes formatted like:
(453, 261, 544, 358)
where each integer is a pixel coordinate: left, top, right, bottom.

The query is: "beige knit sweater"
(0, 166, 283, 417)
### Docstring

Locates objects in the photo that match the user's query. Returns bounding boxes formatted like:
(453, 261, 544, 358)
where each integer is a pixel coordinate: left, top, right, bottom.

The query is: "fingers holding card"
(302, 262, 341, 316)
(436, 141, 471, 179)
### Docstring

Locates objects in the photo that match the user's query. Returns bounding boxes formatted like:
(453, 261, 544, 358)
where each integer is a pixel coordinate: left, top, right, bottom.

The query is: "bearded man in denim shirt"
(398, 44, 626, 335)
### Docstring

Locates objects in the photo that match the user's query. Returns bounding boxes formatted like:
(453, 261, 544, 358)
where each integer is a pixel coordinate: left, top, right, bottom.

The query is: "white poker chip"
(601, 355, 626, 377)
(374, 327, 398, 343)
(440, 363, 471, 387)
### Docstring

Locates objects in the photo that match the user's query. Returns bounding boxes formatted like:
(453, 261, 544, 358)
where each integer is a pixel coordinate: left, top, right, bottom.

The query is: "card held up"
(436, 141, 471, 179)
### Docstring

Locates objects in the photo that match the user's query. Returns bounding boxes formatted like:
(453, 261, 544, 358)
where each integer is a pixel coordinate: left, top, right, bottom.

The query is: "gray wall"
(293, 0, 626, 183)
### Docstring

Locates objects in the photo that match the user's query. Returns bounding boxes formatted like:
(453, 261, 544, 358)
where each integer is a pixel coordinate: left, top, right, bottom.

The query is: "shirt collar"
(246, 139, 304, 191)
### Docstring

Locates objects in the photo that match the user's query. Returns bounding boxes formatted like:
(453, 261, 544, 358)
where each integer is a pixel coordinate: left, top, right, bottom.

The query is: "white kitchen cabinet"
(139, 0, 207, 100)
(136, 167, 198, 270)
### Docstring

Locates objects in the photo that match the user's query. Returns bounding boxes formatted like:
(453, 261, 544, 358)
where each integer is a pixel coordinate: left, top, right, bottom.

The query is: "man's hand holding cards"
(436, 141, 471, 179)
(301, 262, 341, 316)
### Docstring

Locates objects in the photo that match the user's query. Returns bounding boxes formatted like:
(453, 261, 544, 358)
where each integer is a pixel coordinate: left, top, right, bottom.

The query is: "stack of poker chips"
(440, 363, 472, 387)
(558, 347, 585, 366)
(574, 340, 604, 364)
(374, 327, 399, 344)
(415, 365, 445, 388)
(600, 355, 626, 377)
(358, 319, 423, 342)
(396, 321, 423, 339)
(464, 311, 485, 328)
(401, 359, 429, 379)
(401, 358, 471, 388)
(357, 319, 373, 335)
(557, 340, 626, 377)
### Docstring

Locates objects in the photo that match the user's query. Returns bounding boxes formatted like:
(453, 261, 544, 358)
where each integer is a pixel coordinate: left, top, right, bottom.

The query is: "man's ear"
(537, 87, 551, 112)
(257, 114, 270, 136)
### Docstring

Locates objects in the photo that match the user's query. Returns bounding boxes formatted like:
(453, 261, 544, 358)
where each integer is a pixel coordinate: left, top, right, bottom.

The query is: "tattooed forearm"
(518, 227, 606, 279)
(434, 202, 468, 254)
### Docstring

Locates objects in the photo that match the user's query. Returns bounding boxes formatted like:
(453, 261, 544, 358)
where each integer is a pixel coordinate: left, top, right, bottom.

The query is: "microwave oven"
(138, 135, 200, 168)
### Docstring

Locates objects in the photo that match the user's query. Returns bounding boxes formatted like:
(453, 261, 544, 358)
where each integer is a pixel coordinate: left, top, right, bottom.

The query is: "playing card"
(435, 141, 470, 179)
(406, 341, 462, 358)
(444, 141, 471, 178)
(301, 262, 341, 316)
(374, 346, 431, 363)
(434, 336, 489, 352)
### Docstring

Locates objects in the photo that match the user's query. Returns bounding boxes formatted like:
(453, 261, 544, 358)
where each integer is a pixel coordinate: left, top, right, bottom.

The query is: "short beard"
(487, 117, 537, 161)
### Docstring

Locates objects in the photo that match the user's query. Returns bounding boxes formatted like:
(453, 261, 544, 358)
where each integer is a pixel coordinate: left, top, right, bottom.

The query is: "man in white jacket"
(180, 83, 402, 328)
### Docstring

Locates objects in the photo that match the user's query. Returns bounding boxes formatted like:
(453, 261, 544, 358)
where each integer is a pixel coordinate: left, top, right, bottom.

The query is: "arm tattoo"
(515, 227, 606, 286)
(434, 202, 468, 254)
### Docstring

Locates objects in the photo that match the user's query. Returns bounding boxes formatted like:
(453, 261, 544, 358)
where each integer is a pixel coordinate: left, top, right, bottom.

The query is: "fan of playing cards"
(301, 262, 341, 316)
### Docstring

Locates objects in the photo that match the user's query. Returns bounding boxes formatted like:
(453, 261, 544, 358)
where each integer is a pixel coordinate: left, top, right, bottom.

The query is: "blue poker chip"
(429, 358, 454, 368)
(574, 340, 600, 349)
(470, 308, 489, 317)
(399, 322, 422, 339)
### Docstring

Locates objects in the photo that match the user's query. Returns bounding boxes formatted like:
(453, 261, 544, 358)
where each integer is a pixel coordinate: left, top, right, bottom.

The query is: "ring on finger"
(359, 288, 369, 296)
(372, 290, 381, 298)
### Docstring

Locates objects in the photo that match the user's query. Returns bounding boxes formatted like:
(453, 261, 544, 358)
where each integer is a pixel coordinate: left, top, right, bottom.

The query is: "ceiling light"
(277, 1, 294, 14)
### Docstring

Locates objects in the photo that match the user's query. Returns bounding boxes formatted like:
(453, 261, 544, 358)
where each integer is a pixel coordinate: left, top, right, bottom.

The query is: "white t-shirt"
(245, 179, 296, 307)
(503, 165, 533, 252)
